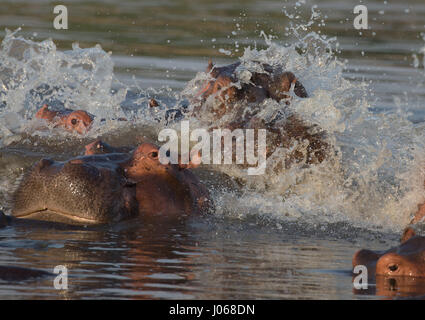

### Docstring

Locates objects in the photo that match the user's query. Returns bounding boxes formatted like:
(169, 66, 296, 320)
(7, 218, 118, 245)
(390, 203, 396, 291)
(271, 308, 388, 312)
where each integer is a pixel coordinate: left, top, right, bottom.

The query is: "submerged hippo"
(34, 98, 166, 134)
(191, 60, 330, 167)
(35, 104, 94, 134)
(352, 228, 425, 279)
(12, 142, 210, 225)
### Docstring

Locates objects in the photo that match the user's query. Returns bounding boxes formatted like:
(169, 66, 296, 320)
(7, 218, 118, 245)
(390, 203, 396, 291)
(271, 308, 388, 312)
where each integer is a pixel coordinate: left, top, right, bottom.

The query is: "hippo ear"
(206, 59, 214, 73)
(401, 227, 416, 243)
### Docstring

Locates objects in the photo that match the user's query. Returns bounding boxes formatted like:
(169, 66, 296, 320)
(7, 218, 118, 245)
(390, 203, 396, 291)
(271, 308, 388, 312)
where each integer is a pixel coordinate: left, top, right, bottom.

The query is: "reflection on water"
(0, 216, 403, 300)
(0, 0, 425, 299)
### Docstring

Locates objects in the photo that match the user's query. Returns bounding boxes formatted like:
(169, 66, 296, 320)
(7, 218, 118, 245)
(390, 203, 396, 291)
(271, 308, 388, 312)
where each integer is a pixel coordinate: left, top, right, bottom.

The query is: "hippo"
(352, 228, 425, 279)
(12, 142, 211, 225)
(0, 210, 9, 228)
(190, 60, 330, 167)
(35, 104, 94, 134)
(34, 98, 169, 134)
(195, 60, 308, 119)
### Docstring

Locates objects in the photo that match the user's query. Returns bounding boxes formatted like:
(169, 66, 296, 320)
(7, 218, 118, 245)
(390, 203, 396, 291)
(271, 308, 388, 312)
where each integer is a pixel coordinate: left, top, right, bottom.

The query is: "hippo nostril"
(388, 264, 398, 272)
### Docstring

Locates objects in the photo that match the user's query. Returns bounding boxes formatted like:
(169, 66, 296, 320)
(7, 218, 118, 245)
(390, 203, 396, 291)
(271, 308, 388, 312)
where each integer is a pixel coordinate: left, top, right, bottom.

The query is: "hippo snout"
(376, 252, 425, 277)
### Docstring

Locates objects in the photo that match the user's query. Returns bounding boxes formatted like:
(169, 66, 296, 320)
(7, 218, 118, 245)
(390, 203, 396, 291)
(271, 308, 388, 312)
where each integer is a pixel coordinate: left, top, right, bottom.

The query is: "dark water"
(0, 0, 425, 299)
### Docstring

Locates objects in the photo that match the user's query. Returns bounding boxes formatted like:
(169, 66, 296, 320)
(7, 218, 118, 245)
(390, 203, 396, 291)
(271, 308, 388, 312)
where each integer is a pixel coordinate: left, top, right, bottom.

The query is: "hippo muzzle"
(12, 155, 137, 225)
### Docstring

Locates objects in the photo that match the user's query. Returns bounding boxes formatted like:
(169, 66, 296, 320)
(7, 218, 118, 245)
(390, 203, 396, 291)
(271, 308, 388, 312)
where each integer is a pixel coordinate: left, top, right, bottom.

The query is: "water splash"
(0, 20, 424, 234)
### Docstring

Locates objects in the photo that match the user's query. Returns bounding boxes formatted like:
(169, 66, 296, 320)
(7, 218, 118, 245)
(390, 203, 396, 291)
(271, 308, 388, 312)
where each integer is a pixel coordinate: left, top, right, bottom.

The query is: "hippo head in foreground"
(12, 142, 210, 225)
(352, 228, 425, 279)
(35, 104, 94, 134)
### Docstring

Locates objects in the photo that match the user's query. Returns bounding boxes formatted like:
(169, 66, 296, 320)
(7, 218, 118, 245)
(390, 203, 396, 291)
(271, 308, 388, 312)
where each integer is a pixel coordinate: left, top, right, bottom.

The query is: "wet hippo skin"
(12, 143, 211, 225)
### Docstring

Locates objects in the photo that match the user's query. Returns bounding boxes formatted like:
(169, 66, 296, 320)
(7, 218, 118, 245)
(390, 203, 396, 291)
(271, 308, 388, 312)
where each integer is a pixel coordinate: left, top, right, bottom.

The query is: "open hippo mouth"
(12, 155, 137, 225)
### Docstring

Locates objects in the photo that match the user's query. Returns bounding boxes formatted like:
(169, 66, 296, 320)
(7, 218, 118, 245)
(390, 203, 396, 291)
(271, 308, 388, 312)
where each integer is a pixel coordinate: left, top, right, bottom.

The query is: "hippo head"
(194, 61, 309, 121)
(61, 110, 93, 134)
(353, 229, 425, 280)
(12, 154, 137, 225)
(120, 143, 206, 217)
(375, 235, 425, 277)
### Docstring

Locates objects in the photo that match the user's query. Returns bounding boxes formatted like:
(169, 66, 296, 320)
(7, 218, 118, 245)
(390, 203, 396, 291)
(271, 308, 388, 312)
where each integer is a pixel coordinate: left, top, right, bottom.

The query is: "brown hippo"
(35, 104, 94, 134)
(352, 228, 425, 279)
(191, 60, 330, 168)
(12, 143, 211, 225)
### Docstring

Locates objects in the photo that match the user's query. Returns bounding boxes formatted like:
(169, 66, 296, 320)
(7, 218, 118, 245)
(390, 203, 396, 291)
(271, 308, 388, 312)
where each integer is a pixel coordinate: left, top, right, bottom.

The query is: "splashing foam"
(181, 13, 425, 233)
(0, 22, 424, 233)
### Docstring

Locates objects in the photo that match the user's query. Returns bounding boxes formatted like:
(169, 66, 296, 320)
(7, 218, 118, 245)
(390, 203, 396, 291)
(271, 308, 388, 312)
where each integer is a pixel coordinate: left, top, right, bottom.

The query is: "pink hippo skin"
(35, 104, 93, 134)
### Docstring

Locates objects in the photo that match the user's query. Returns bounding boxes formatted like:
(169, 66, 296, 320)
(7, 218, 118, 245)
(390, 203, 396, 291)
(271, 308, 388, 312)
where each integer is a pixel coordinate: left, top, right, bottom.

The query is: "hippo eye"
(71, 118, 78, 125)
(388, 264, 398, 272)
(149, 151, 158, 158)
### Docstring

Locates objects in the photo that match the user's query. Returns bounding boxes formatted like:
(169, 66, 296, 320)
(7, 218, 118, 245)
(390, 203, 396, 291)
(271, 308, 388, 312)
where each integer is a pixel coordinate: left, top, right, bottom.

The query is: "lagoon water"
(0, 0, 425, 299)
